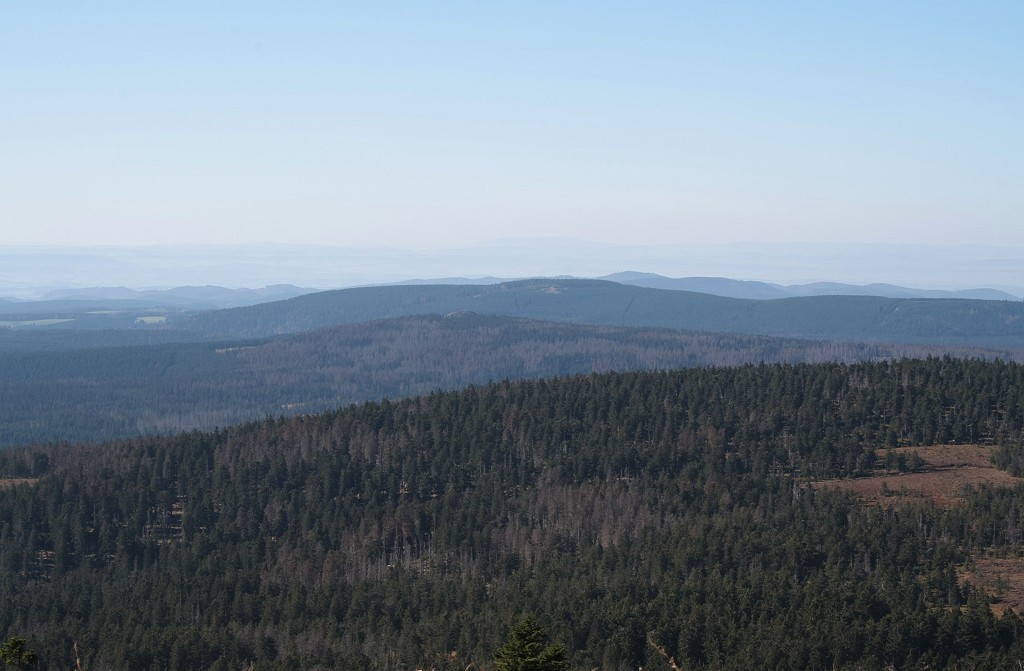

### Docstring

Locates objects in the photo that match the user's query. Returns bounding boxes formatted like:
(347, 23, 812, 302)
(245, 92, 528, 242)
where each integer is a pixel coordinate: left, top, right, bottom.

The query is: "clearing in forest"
(817, 445, 1024, 615)
(812, 444, 1022, 507)
(960, 556, 1024, 616)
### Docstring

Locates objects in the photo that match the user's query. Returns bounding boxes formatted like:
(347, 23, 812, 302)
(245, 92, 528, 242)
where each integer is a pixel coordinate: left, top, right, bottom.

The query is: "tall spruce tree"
(494, 617, 568, 671)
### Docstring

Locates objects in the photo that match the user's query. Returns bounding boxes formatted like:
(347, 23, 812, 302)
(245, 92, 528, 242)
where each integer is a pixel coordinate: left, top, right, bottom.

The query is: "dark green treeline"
(2, 357, 1024, 670)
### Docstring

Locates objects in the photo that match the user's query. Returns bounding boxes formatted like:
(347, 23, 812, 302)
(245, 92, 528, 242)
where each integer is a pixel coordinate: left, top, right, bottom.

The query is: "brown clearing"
(0, 478, 37, 489)
(812, 444, 1022, 507)
(960, 556, 1024, 616)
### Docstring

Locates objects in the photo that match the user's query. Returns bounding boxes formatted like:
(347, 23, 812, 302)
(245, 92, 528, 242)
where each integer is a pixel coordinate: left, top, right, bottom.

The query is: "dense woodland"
(2, 358, 1024, 669)
(1, 314, 1015, 448)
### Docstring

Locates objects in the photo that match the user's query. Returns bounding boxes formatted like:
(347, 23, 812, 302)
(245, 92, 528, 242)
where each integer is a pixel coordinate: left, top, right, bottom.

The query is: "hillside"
(179, 280, 1024, 349)
(602, 273, 1021, 301)
(2, 359, 1024, 669)
(4, 279, 1024, 354)
(4, 313, 1003, 448)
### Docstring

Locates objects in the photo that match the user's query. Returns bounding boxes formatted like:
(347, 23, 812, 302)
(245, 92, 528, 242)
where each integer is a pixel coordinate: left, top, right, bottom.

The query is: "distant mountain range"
(4, 241, 1023, 296)
(177, 279, 1024, 350)
(1, 274, 1018, 314)
(3, 278, 1024, 353)
(2, 276, 1024, 445)
(32, 284, 313, 309)
(391, 273, 1021, 301)
(599, 272, 1021, 301)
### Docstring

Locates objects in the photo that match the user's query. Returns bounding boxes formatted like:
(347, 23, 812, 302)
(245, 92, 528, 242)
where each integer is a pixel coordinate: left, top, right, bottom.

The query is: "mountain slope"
(3, 359, 1024, 669)
(600, 272, 790, 298)
(601, 273, 1020, 301)
(180, 279, 1024, 349)
(5, 313, 996, 448)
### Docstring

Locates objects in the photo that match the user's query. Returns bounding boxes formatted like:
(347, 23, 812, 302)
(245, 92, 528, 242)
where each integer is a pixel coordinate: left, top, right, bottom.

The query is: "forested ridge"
(5, 280, 1024, 354)
(6, 313, 1010, 449)
(3, 358, 1024, 669)
(178, 279, 1024, 349)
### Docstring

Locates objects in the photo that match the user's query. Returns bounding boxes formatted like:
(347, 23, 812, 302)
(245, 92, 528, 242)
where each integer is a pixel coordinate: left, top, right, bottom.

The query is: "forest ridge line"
(178, 279, 1024, 349)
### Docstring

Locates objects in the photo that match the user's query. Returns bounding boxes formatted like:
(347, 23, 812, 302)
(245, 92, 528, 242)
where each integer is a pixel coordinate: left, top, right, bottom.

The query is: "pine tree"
(494, 617, 568, 671)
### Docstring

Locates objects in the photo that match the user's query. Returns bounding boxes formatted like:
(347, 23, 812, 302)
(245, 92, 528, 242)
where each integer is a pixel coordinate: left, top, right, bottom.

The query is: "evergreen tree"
(494, 617, 568, 671)
(0, 637, 36, 670)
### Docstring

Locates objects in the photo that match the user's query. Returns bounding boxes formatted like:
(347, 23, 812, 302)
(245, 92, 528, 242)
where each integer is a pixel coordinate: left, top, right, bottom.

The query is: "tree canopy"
(3, 358, 1024, 669)
(0, 637, 36, 670)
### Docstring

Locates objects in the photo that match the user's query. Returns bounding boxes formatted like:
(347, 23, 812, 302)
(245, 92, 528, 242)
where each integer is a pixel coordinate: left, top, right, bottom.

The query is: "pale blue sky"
(2, 2, 1021, 248)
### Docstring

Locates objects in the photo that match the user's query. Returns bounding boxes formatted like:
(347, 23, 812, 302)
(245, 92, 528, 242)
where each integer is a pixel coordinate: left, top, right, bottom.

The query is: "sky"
(2, 1, 1022, 249)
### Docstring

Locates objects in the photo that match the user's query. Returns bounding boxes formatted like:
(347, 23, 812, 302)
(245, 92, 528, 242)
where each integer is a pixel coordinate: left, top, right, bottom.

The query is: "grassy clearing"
(960, 556, 1024, 616)
(812, 445, 1022, 507)
(135, 316, 167, 324)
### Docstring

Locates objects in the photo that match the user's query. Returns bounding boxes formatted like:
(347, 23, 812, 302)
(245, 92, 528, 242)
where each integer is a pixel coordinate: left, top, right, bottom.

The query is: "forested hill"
(4, 359, 1024, 669)
(180, 279, 1024, 349)
(2, 313, 1016, 449)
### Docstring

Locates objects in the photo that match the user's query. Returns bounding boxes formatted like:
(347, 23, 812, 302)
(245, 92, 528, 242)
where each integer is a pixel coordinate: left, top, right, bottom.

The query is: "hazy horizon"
(2, 239, 1022, 300)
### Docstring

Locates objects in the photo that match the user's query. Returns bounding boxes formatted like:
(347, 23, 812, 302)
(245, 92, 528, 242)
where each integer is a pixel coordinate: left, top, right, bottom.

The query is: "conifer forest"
(3, 358, 1024, 669)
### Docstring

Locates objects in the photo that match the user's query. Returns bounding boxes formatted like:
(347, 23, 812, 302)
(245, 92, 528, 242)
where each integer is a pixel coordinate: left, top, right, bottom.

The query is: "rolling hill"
(4, 313, 1001, 448)
(179, 279, 1024, 349)
(601, 272, 1021, 301)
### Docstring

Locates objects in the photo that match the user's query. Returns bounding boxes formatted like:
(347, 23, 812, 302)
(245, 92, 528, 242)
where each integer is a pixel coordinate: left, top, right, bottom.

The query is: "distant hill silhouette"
(38, 283, 314, 309)
(180, 279, 1024, 349)
(600, 272, 1020, 301)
